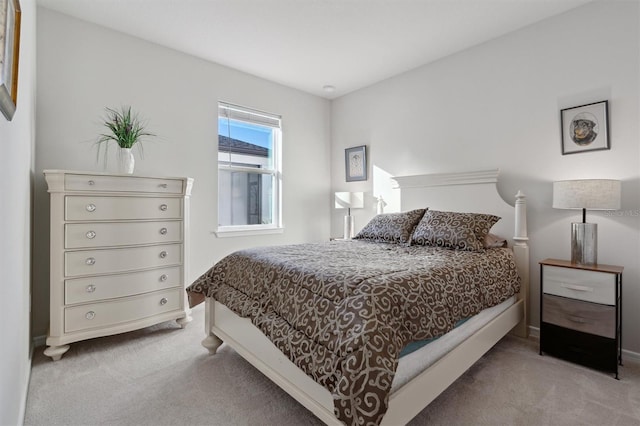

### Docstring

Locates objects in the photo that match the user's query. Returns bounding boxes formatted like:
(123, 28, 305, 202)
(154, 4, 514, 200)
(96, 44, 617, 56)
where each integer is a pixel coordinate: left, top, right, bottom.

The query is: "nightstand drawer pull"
(567, 315, 587, 324)
(159, 183, 168, 189)
(85, 230, 96, 239)
(159, 227, 168, 235)
(160, 297, 168, 305)
(88, 180, 95, 186)
(85, 285, 96, 293)
(86, 204, 97, 212)
(85, 311, 96, 320)
(561, 284, 593, 292)
(159, 251, 167, 259)
(160, 274, 168, 282)
(85, 257, 96, 266)
(159, 204, 168, 211)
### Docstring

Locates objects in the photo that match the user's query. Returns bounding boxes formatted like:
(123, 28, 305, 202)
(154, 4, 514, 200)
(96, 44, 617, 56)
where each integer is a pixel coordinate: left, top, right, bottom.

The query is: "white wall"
(331, 1, 640, 353)
(33, 8, 331, 337)
(0, 0, 36, 424)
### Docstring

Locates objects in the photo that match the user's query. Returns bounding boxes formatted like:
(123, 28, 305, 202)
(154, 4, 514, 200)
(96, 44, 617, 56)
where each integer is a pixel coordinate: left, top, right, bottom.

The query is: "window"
(217, 102, 282, 235)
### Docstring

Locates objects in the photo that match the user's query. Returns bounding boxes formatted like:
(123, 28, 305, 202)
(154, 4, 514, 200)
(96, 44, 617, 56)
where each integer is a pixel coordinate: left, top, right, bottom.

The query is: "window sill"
(214, 227, 284, 238)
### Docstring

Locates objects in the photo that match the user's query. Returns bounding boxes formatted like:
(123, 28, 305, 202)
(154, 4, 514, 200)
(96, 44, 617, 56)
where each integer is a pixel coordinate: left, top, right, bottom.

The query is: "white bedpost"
(202, 298, 223, 354)
(512, 191, 529, 338)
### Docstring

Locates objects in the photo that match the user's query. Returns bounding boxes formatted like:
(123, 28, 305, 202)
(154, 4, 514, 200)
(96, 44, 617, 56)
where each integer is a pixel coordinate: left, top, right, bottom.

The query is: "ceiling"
(36, 0, 593, 99)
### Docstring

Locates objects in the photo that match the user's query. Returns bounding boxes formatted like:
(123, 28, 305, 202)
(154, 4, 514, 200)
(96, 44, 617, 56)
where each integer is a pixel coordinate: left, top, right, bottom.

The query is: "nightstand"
(539, 258, 623, 378)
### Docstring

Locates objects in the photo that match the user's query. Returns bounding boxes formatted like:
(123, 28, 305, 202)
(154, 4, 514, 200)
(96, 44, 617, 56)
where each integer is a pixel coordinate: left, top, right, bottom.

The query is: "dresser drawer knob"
(85, 311, 96, 320)
(85, 230, 96, 239)
(160, 274, 168, 282)
(86, 204, 97, 212)
(88, 180, 95, 186)
(159, 183, 168, 189)
(85, 257, 96, 266)
(86, 285, 96, 293)
(159, 251, 167, 259)
(159, 227, 168, 235)
(160, 297, 168, 305)
(159, 204, 168, 211)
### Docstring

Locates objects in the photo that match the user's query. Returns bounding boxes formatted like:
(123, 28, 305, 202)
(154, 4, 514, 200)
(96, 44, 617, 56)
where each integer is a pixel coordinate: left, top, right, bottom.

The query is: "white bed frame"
(200, 169, 529, 425)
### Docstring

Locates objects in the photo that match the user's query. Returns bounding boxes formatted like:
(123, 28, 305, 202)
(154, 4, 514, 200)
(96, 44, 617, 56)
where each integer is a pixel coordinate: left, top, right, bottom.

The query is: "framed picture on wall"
(560, 100, 609, 155)
(0, 0, 21, 121)
(345, 145, 367, 182)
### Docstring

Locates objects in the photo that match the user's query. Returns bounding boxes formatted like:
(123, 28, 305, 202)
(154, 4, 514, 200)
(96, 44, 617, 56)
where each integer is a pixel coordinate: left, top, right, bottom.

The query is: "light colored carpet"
(24, 304, 640, 426)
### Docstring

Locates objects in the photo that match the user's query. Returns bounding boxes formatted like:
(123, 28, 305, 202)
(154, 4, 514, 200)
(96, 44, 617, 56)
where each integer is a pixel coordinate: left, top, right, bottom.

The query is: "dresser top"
(43, 169, 192, 181)
(44, 170, 193, 196)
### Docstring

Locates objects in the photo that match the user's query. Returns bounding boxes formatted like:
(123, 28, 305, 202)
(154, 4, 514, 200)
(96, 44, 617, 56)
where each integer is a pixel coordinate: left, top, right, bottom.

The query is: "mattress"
(392, 295, 516, 391)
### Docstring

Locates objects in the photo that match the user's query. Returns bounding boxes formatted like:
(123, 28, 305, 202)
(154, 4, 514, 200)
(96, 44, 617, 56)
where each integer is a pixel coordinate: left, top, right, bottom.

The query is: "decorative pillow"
(354, 209, 426, 244)
(411, 210, 501, 252)
(484, 233, 508, 249)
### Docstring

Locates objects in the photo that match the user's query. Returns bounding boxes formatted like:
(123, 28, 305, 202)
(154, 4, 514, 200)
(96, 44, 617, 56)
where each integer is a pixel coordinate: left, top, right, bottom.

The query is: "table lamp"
(552, 179, 621, 265)
(335, 192, 364, 239)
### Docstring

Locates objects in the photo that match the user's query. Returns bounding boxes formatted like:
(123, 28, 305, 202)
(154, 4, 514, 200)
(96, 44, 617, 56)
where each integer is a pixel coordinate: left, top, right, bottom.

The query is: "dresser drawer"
(65, 174, 184, 194)
(65, 244, 182, 277)
(65, 196, 181, 221)
(64, 288, 182, 333)
(65, 266, 182, 304)
(542, 265, 615, 305)
(65, 221, 182, 249)
(543, 294, 615, 338)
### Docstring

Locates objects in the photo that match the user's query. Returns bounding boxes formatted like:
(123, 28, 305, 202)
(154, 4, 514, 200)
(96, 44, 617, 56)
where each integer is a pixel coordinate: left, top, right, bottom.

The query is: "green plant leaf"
(95, 106, 155, 165)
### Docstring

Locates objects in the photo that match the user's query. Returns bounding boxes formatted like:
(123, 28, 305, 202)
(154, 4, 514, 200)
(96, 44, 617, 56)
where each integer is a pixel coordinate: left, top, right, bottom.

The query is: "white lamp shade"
(552, 179, 621, 210)
(334, 192, 364, 209)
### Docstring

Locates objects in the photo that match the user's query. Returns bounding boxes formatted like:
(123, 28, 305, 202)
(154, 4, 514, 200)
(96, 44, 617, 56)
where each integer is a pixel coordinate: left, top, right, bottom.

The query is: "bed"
(187, 169, 529, 426)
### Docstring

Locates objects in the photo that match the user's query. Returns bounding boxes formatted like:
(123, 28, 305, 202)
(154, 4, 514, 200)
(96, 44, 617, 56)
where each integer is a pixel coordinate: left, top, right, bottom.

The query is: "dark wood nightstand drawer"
(541, 323, 618, 373)
(543, 294, 615, 338)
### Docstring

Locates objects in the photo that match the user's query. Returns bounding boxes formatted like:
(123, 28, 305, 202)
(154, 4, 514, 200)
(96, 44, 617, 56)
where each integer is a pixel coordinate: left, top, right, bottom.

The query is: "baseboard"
(527, 325, 640, 362)
(33, 334, 46, 348)
(19, 345, 34, 426)
(622, 349, 640, 362)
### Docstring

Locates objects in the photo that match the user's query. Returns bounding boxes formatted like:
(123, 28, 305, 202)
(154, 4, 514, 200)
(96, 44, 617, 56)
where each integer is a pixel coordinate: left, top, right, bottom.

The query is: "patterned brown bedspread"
(187, 240, 520, 425)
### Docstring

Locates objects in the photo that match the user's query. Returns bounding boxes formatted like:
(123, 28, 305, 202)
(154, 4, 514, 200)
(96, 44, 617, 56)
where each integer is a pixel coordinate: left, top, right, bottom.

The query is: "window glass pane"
(218, 117, 274, 169)
(218, 169, 274, 226)
(217, 102, 281, 231)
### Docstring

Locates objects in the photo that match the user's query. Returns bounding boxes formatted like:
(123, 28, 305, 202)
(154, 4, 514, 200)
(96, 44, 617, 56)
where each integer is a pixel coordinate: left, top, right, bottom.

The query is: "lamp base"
(343, 215, 355, 240)
(571, 222, 597, 265)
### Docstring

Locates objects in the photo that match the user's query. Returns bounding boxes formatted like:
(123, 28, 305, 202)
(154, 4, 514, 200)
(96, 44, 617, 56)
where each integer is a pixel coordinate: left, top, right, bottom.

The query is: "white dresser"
(43, 170, 194, 361)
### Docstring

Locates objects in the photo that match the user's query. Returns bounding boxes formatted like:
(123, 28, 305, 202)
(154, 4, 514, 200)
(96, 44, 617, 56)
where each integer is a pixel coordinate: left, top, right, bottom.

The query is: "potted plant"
(95, 106, 155, 174)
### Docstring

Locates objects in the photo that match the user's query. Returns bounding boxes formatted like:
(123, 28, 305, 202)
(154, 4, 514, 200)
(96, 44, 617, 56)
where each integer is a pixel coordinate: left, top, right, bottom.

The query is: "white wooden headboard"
(391, 169, 529, 336)
(391, 169, 528, 247)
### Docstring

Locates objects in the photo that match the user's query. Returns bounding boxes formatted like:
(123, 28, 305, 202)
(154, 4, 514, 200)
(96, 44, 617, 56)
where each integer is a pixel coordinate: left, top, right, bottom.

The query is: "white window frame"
(216, 102, 283, 237)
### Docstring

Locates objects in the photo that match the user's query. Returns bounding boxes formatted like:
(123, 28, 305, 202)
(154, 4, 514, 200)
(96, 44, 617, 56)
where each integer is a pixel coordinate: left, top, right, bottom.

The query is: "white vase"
(117, 148, 135, 174)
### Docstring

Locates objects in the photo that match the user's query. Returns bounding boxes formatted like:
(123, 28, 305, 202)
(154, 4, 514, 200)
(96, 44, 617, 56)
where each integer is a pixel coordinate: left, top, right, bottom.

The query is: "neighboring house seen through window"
(217, 102, 282, 235)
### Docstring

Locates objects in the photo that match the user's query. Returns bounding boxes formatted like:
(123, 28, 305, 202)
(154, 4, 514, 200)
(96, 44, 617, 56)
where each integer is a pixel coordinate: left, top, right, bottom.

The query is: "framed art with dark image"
(560, 100, 609, 155)
(0, 0, 21, 121)
(345, 145, 367, 182)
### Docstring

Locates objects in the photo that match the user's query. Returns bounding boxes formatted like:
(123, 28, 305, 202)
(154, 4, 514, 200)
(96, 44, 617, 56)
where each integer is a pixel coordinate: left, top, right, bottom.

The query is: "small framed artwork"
(0, 0, 21, 121)
(560, 100, 609, 155)
(345, 145, 367, 182)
